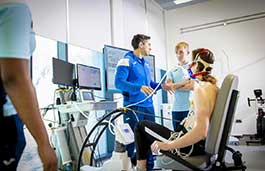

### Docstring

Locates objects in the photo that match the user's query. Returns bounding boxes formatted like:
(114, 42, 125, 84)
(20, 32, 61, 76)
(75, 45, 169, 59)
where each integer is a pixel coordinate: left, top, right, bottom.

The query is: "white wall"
(25, 0, 67, 42)
(26, 0, 167, 68)
(68, 0, 112, 51)
(165, 0, 265, 135)
(25, 0, 167, 115)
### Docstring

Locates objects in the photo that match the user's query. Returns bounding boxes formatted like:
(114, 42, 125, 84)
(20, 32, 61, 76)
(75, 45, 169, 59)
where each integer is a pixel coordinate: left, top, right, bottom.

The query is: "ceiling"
(154, 0, 209, 10)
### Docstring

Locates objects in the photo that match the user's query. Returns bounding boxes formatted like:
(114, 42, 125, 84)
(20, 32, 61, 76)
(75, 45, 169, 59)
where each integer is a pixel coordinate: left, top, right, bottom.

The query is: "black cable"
(89, 122, 109, 166)
(92, 121, 102, 166)
(40, 104, 55, 117)
(89, 112, 127, 166)
(95, 111, 104, 166)
(126, 108, 182, 123)
(77, 108, 124, 171)
(77, 107, 184, 170)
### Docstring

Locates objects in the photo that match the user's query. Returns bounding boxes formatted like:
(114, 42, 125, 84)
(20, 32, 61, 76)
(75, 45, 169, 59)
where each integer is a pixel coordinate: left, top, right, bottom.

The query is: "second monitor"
(76, 64, 101, 90)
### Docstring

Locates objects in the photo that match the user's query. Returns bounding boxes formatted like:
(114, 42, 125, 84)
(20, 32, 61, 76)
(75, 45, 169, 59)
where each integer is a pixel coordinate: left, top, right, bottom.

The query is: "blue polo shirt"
(167, 63, 191, 112)
(115, 51, 161, 107)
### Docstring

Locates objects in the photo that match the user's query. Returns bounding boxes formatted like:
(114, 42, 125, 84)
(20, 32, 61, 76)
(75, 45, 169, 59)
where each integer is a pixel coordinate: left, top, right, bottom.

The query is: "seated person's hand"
(151, 140, 171, 154)
(140, 86, 154, 96)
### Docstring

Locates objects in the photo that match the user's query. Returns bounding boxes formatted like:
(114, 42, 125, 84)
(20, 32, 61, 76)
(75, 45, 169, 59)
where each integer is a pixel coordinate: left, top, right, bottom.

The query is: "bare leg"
(137, 159, 147, 168)
(136, 160, 147, 171)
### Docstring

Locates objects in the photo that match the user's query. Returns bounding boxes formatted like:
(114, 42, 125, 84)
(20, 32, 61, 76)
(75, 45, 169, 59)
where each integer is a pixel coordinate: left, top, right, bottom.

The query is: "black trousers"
(0, 115, 26, 171)
(135, 120, 205, 160)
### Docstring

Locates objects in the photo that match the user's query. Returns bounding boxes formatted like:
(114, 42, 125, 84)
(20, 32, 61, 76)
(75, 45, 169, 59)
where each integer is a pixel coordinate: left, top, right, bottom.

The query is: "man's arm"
(150, 80, 162, 90)
(114, 59, 142, 92)
(176, 80, 195, 91)
(0, 58, 57, 170)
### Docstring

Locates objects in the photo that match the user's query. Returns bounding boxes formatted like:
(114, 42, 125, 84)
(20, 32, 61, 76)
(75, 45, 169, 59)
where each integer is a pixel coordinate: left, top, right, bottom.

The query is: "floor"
(17, 131, 265, 171)
(225, 136, 265, 171)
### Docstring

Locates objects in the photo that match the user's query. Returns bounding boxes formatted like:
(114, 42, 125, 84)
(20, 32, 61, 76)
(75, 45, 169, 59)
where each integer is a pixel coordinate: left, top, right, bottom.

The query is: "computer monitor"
(52, 58, 75, 86)
(103, 45, 156, 92)
(76, 64, 101, 90)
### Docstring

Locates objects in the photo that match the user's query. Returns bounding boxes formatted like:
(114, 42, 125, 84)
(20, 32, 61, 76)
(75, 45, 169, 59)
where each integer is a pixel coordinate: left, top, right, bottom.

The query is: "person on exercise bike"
(134, 48, 218, 171)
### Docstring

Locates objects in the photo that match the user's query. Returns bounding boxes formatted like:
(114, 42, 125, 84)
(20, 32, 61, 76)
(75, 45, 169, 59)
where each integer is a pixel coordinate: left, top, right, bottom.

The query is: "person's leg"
(124, 106, 143, 165)
(0, 116, 17, 170)
(142, 107, 155, 171)
(172, 111, 178, 131)
(14, 114, 26, 167)
(172, 111, 189, 131)
(181, 111, 189, 122)
(135, 120, 173, 169)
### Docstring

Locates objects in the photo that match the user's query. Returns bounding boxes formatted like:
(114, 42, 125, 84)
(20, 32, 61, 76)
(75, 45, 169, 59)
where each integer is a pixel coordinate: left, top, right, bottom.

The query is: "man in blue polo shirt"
(115, 34, 162, 171)
(166, 42, 192, 131)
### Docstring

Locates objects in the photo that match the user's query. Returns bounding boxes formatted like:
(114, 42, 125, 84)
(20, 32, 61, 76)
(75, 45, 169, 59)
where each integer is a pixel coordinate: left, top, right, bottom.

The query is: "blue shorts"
(0, 3, 35, 59)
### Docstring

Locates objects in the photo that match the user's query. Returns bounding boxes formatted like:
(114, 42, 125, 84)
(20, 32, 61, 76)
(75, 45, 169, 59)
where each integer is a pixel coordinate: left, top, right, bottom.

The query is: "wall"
(25, 0, 67, 42)
(165, 0, 265, 135)
(26, 0, 167, 69)
(68, 0, 112, 51)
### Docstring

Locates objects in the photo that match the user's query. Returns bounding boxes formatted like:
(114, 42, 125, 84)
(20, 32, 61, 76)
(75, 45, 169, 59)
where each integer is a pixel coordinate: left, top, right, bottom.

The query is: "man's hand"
(140, 86, 154, 96)
(151, 140, 171, 154)
(162, 83, 174, 94)
(38, 143, 57, 171)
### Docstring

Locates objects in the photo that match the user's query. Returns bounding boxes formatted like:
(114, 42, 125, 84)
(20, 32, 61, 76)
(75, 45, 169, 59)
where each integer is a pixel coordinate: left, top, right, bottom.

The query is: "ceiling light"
(174, 0, 193, 5)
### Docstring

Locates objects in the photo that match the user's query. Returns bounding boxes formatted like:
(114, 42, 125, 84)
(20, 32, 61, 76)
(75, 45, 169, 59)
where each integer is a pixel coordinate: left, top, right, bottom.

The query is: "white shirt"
(0, 0, 26, 6)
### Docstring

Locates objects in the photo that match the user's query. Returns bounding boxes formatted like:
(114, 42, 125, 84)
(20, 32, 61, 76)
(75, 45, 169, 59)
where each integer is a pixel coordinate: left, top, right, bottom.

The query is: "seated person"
(134, 48, 218, 171)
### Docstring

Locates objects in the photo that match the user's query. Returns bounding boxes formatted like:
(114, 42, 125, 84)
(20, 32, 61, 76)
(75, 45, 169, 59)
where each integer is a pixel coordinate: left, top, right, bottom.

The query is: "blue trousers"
(124, 106, 155, 171)
(172, 111, 189, 131)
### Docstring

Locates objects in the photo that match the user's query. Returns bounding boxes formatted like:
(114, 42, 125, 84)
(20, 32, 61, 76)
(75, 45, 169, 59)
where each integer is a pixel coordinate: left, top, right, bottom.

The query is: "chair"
(155, 74, 246, 171)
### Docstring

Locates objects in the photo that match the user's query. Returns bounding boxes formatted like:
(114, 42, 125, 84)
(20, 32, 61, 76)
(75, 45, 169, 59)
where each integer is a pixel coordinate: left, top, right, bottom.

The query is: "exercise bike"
(246, 89, 265, 145)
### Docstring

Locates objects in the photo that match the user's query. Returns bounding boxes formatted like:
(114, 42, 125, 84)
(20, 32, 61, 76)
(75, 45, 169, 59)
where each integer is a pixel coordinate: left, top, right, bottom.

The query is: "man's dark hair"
(131, 34, 151, 50)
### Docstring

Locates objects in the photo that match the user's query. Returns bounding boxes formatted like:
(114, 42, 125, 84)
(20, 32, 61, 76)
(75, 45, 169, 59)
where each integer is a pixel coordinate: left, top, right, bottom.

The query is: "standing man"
(115, 34, 161, 171)
(0, 1, 57, 170)
(165, 42, 192, 131)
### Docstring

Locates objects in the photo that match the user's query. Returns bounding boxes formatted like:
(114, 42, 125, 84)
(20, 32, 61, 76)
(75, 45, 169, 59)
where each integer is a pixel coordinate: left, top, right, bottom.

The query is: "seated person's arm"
(168, 85, 212, 149)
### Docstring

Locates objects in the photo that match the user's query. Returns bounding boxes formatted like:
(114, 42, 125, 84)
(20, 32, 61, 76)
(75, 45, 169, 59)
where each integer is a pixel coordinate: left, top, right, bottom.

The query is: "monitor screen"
(104, 45, 156, 92)
(52, 58, 74, 86)
(77, 64, 101, 90)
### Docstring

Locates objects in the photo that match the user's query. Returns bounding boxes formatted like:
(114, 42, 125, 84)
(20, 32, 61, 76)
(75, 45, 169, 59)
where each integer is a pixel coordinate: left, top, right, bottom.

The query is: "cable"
(77, 108, 124, 171)
(131, 109, 139, 122)
(107, 108, 140, 136)
(125, 67, 174, 108)
(93, 94, 123, 101)
(126, 108, 182, 123)
(100, 67, 174, 137)
(72, 102, 90, 119)
(108, 114, 117, 135)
